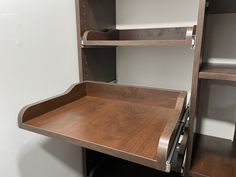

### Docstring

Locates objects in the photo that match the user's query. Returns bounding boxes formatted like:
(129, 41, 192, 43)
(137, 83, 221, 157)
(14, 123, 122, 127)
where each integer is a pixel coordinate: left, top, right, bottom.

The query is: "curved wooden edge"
(156, 92, 187, 171)
(18, 82, 87, 127)
(82, 30, 118, 41)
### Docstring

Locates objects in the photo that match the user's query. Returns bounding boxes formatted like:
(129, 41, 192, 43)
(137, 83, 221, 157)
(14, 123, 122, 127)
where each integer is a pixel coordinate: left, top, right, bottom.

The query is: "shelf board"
(199, 63, 236, 82)
(82, 27, 194, 47)
(190, 134, 236, 177)
(18, 81, 187, 172)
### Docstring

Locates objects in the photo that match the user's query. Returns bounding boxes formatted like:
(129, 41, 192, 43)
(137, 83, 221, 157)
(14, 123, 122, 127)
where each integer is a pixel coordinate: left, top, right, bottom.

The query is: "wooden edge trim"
(82, 30, 118, 42)
(234, 122, 236, 143)
(83, 40, 187, 47)
(18, 123, 159, 170)
(190, 171, 210, 177)
(85, 80, 186, 94)
(156, 93, 187, 171)
(185, 0, 207, 176)
(18, 82, 87, 126)
(175, 91, 188, 111)
(82, 27, 195, 47)
(199, 72, 236, 82)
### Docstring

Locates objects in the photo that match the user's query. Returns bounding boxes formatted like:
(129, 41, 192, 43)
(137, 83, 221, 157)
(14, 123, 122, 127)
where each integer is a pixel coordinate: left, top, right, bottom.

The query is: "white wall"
(0, 0, 83, 177)
(116, 0, 236, 140)
(116, 0, 198, 94)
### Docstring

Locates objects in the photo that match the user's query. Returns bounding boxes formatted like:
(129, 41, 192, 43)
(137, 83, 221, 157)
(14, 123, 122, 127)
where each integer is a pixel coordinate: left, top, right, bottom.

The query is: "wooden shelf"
(207, 0, 236, 14)
(18, 81, 187, 172)
(190, 134, 236, 177)
(199, 63, 236, 82)
(82, 27, 194, 47)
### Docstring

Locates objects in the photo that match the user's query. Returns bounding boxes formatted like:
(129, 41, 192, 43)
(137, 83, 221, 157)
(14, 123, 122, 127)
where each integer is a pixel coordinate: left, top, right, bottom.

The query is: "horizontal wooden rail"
(81, 27, 195, 47)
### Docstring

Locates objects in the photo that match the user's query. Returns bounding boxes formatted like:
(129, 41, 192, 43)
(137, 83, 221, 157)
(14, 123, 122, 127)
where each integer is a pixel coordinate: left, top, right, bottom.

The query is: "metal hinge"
(191, 35, 196, 50)
(165, 107, 189, 173)
(81, 38, 85, 48)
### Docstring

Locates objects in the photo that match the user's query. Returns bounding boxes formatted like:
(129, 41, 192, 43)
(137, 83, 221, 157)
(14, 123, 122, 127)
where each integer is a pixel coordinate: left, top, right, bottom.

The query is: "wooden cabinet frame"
(18, 0, 236, 177)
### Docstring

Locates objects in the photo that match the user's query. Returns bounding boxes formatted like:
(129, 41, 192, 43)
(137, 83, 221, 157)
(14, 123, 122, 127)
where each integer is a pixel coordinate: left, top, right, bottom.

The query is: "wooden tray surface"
(18, 81, 186, 171)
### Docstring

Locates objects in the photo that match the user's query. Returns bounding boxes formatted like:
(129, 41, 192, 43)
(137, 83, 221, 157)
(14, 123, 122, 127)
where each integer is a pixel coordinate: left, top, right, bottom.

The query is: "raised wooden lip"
(190, 134, 236, 177)
(18, 81, 187, 172)
(199, 63, 236, 82)
(81, 27, 195, 47)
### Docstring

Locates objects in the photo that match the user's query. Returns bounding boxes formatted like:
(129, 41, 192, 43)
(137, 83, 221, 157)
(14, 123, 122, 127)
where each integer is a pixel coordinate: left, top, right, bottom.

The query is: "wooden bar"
(185, 0, 206, 176)
(199, 63, 236, 82)
(18, 81, 187, 172)
(82, 27, 194, 47)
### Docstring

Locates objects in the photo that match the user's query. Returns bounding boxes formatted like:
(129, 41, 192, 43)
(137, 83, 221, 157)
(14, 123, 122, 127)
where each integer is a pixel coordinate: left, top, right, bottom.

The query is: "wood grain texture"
(199, 63, 236, 82)
(18, 81, 187, 172)
(82, 27, 194, 47)
(75, 0, 83, 81)
(190, 134, 236, 177)
(79, 0, 116, 34)
(82, 48, 116, 82)
(18, 83, 87, 123)
(77, 0, 117, 82)
(186, 0, 206, 176)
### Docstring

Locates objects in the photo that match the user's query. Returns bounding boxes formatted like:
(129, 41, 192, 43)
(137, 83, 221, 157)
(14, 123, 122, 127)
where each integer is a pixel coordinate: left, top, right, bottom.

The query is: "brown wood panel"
(190, 134, 236, 177)
(75, 0, 83, 81)
(79, 0, 116, 34)
(82, 48, 116, 82)
(18, 82, 187, 172)
(86, 81, 184, 109)
(82, 27, 194, 47)
(76, 0, 116, 82)
(199, 63, 236, 82)
(83, 40, 188, 47)
(18, 83, 87, 123)
(186, 0, 206, 176)
(119, 28, 189, 40)
(207, 0, 236, 14)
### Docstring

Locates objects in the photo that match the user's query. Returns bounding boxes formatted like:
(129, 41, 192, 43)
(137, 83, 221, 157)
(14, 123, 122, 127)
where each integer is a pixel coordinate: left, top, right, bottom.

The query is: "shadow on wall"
(17, 137, 83, 177)
(197, 80, 236, 138)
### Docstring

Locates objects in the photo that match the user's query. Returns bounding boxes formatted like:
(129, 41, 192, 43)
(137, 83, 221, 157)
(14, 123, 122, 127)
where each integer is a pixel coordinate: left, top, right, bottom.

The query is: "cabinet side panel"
(77, 0, 116, 83)
(79, 0, 116, 34)
(185, 0, 206, 176)
(82, 48, 116, 82)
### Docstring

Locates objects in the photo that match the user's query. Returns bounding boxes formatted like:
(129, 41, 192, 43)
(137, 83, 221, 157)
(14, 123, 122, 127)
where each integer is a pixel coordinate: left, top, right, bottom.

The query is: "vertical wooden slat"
(185, 0, 206, 176)
(234, 122, 236, 143)
(75, 0, 83, 81)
